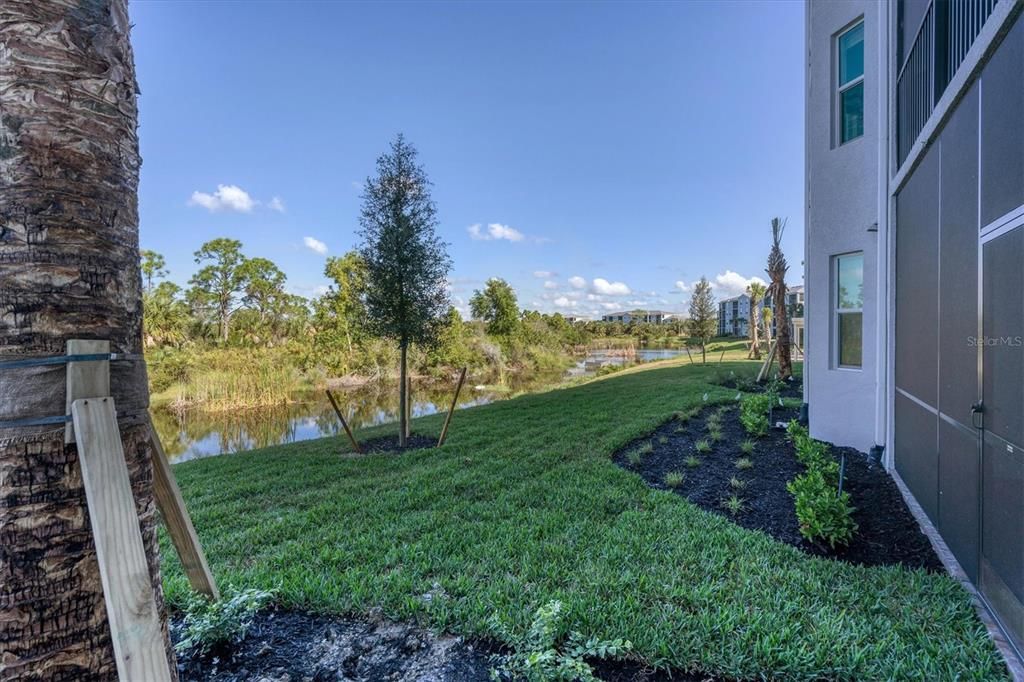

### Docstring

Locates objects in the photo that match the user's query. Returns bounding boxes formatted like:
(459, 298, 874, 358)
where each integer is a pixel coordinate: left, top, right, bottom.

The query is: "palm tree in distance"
(765, 217, 792, 380)
(746, 281, 767, 360)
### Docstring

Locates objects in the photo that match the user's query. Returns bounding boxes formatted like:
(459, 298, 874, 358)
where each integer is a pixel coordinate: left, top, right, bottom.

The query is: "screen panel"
(939, 83, 980, 425)
(895, 145, 940, 406)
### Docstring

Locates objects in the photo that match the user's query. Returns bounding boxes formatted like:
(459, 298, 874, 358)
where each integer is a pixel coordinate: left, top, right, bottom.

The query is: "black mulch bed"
(713, 373, 804, 401)
(351, 434, 437, 455)
(172, 608, 722, 681)
(613, 404, 942, 571)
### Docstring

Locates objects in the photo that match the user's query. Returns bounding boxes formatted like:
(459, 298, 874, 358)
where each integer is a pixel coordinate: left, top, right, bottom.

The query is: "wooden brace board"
(149, 420, 220, 600)
(71, 397, 174, 682)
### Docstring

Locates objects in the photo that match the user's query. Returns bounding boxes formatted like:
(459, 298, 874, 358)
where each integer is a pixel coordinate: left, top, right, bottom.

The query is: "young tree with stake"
(688, 277, 717, 364)
(358, 135, 452, 447)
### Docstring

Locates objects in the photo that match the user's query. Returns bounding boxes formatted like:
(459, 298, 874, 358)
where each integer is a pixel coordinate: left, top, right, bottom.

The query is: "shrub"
(787, 470, 857, 548)
(694, 439, 712, 454)
(735, 457, 754, 470)
(739, 439, 755, 455)
(663, 471, 685, 488)
(684, 455, 701, 468)
(175, 585, 275, 657)
(785, 420, 857, 547)
(739, 393, 773, 437)
(489, 600, 632, 681)
(729, 477, 747, 491)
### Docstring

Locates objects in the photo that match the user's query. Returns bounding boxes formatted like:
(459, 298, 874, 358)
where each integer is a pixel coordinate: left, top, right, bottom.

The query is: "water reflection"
(154, 347, 685, 462)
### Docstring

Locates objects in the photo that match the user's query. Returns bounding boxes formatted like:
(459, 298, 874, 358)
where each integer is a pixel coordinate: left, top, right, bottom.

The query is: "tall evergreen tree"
(688, 277, 717, 364)
(358, 135, 451, 446)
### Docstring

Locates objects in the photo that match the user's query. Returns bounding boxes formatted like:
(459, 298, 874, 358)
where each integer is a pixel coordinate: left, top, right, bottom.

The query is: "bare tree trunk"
(0, 2, 177, 680)
(748, 315, 760, 360)
(398, 343, 408, 447)
(775, 287, 792, 380)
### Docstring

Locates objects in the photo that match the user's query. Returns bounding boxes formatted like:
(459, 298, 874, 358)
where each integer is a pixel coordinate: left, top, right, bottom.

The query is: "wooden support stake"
(326, 389, 361, 453)
(718, 349, 726, 364)
(437, 367, 467, 448)
(148, 419, 219, 600)
(684, 346, 694, 364)
(66, 339, 110, 444)
(757, 341, 778, 383)
(71, 398, 174, 682)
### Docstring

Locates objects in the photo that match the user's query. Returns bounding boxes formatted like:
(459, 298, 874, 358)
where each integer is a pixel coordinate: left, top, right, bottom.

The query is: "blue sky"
(132, 0, 805, 319)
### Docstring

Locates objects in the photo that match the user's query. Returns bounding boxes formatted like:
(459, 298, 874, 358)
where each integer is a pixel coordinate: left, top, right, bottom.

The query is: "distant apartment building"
(806, 0, 1022, 657)
(717, 294, 758, 337)
(718, 285, 804, 345)
(600, 310, 677, 324)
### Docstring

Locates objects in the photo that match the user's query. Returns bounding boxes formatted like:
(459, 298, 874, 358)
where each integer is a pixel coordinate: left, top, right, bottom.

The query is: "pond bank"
(152, 347, 688, 462)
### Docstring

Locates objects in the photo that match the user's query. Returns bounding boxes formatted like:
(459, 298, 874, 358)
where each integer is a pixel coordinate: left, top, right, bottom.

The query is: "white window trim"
(833, 252, 864, 369)
(835, 19, 866, 146)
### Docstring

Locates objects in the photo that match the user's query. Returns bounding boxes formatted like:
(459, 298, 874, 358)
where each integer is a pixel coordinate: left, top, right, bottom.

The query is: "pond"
(153, 346, 686, 462)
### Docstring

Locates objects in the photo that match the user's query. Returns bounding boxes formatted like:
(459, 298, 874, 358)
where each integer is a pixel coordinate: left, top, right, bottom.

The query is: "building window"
(834, 252, 864, 368)
(837, 21, 864, 144)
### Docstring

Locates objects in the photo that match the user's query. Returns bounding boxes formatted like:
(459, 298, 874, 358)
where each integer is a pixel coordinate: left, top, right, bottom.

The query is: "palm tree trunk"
(775, 288, 792, 380)
(0, 2, 176, 679)
(398, 343, 408, 447)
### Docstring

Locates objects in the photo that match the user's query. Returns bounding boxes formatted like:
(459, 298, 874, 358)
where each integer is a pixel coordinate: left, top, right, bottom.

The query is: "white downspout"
(874, 0, 892, 465)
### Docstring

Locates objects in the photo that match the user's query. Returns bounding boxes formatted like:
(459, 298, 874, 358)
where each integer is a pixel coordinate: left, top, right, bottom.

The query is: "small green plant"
(730, 477, 747, 491)
(674, 424, 688, 433)
(708, 428, 724, 443)
(722, 495, 745, 516)
(735, 457, 754, 470)
(663, 471, 685, 488)
(739, 393, 772, 437)
(787, 470, 857, 547)
(489, 600, 632, 681)
(739, 439, 755, 455)
(684, 454, 701, 468)
(175, 585, 275, 657)
(658, 435, 669, 445)
(694, 439, 712, 454)
(705, 414, 722, 431)
(626, 444, 649, 466)
(785, 420, 857, 547)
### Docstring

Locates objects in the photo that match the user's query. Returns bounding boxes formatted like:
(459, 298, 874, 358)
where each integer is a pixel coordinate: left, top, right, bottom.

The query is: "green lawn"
(161, 359, 1007, 680)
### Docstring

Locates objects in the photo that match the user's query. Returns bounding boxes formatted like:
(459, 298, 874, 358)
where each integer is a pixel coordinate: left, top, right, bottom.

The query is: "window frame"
(833, 251, 864, 369)
(835, 19, 865, 146)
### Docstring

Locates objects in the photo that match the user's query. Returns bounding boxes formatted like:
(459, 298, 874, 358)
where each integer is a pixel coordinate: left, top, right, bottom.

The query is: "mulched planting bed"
(172, 608, 721, 681)
(613, 403, 942, 571)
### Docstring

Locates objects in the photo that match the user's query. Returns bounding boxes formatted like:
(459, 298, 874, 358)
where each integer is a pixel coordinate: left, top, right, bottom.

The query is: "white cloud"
(468, 223, 524, 242)
(674, 280, 691, 293)
(712, 270, 767, 298)
(533, 270, 555, 278)
(601, 302, 618, 310)
(303, 236, 328, 255)
(568, 276, 586, 289)
(553, 296, 572, 308)
(543, 280, 558, 290)
(591, 278, 631, 296)
(268, 196, 286, 213)
(188, 184, 256, 213)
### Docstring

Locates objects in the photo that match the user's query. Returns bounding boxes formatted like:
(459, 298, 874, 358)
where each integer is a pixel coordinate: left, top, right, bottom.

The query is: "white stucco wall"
(805, 0, 882, 452)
